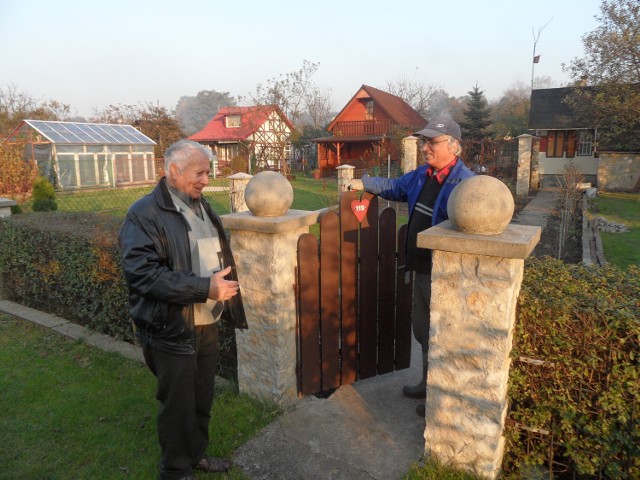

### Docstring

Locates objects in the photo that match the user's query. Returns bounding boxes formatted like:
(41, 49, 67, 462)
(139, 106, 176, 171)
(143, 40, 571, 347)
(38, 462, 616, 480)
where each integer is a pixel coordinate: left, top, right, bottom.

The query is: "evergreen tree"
(460, 84, 492, 140)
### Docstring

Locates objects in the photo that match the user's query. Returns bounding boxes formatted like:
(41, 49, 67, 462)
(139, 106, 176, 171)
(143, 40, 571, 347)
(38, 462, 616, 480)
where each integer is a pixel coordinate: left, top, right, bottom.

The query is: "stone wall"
(597, 151, 640, 191)
(426, 252, 523, 477)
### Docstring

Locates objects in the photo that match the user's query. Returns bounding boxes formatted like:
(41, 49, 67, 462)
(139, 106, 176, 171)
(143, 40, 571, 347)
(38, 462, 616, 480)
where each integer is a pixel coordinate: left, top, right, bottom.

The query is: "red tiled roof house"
(190, 105, 295, 175)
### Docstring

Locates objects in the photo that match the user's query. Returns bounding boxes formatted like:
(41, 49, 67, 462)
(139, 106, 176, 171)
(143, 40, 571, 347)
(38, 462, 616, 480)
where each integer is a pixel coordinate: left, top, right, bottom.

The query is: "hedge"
(506, 257, 639, 478)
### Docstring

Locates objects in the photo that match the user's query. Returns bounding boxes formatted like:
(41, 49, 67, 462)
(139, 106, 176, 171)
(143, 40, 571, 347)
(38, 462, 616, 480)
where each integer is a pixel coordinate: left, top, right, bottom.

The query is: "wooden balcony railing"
(331, 120, 392, 137)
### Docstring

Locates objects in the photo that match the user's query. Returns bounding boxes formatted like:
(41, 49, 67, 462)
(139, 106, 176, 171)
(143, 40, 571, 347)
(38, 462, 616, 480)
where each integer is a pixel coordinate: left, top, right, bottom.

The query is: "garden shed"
(3, 119, 157, 190)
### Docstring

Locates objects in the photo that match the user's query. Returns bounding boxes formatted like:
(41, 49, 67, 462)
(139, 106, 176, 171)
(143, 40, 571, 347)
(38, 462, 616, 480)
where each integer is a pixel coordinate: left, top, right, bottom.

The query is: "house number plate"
(350, 199, 370, 223)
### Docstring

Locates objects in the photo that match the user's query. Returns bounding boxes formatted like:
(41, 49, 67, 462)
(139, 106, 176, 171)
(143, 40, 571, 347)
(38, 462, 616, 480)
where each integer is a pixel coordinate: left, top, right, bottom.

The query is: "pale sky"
(1, 0, 602, 119)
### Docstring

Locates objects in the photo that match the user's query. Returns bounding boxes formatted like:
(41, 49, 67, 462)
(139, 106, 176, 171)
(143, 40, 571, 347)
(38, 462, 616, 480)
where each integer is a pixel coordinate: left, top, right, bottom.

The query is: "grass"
(591, 191, 640, 268)
(0, 313, 278, 480)
(403, 459, 484, 480)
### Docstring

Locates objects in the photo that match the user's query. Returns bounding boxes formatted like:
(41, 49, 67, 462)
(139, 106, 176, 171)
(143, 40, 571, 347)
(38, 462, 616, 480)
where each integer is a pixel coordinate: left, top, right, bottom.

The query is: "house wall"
(333, 98, 393, 124)
(535, 129, 599, 185)
(538, 153, 599, 176)
(597, 152, 640, 191)
(317, 142, 384, 176)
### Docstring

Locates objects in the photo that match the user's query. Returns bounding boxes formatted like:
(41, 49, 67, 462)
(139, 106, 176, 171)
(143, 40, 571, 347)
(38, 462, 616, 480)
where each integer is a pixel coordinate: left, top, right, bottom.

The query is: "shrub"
(0, 143, 38, 199)
(31, 176, 57, 212)
(504, 256, 640, 478)
(230, 155, 248, 173)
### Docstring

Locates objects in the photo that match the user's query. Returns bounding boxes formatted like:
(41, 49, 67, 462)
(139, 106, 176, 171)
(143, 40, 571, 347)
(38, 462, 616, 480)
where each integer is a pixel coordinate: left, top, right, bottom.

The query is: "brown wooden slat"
(319, 211, 341, 390)
(297, 233, 321, 395)
(358, 193, 379, 379)
(377, 207, 396, 374)
(566, 130, 577, 158)
(395, 224, 413, 370)
(340, 191, 359, 384)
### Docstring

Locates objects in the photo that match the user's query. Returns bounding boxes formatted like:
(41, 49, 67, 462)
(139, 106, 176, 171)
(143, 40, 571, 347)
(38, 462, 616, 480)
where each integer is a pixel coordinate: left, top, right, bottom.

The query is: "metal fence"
(16, 171, 339, 217)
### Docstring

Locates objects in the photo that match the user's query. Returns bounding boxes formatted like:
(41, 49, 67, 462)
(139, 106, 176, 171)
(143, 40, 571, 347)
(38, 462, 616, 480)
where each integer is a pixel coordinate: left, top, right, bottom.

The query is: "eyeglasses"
(418, 137, 449, 148)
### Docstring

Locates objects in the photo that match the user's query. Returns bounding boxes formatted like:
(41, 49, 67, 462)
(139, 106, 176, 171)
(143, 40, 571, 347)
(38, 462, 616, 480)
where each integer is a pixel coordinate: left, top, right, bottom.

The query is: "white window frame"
(225, 115, 242, 128)
(365, 100, 374, 120)
(577, 130, 593, 156)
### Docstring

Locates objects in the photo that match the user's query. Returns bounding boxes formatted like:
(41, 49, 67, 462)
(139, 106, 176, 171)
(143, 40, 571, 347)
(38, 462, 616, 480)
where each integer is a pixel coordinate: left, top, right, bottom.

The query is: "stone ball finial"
(244, 171, 294, 217)
(447, 175, 515, 235)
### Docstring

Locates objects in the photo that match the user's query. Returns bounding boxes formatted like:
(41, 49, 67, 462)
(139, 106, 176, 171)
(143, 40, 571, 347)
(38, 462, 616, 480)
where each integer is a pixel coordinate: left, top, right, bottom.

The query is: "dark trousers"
(411, 272, 431, 354)
(143, 323, 219, 480)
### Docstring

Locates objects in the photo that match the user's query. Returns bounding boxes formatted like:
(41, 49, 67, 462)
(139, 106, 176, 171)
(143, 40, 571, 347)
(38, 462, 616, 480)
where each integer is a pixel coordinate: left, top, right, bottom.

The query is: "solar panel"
(26, 120, 156, 145)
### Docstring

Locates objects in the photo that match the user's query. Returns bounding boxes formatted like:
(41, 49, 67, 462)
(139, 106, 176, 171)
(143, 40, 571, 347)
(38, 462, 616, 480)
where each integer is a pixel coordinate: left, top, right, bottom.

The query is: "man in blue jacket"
(348, 117, 474, 417)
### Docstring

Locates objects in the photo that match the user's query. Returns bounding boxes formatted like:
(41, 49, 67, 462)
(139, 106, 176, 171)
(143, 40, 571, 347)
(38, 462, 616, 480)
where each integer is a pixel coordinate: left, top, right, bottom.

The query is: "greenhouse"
(3, 119, 157, 190)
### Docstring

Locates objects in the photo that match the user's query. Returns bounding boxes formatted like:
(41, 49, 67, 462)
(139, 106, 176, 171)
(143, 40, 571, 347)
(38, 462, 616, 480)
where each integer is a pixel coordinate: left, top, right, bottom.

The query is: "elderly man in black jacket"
(119, 139, 246, 480)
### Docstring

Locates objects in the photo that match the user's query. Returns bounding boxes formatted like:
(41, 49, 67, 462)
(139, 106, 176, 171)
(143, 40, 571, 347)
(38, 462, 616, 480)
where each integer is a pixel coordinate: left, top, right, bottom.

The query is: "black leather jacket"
(119, 177, 247, 354)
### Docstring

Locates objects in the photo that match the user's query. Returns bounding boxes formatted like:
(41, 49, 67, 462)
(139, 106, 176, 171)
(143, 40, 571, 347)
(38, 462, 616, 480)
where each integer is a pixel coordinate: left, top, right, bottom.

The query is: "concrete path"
(233, 340, 425, 480)
(511, 187, 558, 229)
(0, 299, 144, 363)
(0, 187, 558, 480)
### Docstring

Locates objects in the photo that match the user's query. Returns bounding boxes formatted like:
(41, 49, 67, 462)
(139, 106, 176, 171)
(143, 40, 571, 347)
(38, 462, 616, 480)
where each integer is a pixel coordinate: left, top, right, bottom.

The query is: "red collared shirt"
(426, 158, 458, 184)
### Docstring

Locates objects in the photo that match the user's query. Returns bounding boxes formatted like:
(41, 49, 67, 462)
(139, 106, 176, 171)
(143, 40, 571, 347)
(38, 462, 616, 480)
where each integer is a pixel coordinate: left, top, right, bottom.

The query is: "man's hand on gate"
(347, 179, 364, 191)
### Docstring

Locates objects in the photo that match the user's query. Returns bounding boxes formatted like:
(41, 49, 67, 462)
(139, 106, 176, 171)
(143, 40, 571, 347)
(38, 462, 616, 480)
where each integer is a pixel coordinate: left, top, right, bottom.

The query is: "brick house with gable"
(312, 85, 425, 177)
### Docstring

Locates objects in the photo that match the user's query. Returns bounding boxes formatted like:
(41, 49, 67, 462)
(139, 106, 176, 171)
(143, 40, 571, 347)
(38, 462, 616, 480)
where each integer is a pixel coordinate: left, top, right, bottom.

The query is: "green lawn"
(0, 314, 278, 480)
(592, 191, 640, 268)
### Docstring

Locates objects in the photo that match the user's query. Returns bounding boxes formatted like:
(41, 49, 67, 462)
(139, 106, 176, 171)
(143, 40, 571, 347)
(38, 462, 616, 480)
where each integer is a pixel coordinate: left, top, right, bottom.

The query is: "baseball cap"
(415, 117, 461, 141)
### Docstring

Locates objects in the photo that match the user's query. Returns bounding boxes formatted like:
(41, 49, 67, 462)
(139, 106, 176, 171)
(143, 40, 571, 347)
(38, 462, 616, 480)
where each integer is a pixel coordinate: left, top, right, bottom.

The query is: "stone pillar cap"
(336, 165, 355, 170)
(227, 172, 253, 179)
(222, 209, 324, 234)
(418, 221, 541, 259)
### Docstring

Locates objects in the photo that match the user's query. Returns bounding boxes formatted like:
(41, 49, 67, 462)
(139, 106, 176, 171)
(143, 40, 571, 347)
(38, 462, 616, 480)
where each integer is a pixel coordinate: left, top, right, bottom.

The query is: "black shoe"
(402, 383, 426, 399)
(194, 456, 233, 473)
(416, 403, 425, 417)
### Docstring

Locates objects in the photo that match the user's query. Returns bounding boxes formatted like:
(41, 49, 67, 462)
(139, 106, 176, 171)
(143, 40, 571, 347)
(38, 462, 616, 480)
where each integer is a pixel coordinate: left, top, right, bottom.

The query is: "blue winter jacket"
(361, 159, 475, 226)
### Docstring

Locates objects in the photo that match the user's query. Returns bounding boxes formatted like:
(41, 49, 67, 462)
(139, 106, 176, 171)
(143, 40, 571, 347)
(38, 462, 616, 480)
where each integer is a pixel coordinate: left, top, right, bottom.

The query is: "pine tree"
(460, 84, 492, 140)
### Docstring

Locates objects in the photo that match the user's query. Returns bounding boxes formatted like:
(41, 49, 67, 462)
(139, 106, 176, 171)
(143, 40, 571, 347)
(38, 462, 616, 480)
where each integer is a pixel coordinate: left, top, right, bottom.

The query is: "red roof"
(189, 105, 294, 142)
(328, 85, 426, 132)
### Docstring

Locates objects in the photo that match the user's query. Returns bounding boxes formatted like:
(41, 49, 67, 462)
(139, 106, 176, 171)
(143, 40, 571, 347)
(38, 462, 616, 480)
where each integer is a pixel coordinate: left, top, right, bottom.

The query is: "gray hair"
(446, 136, 463, 157)
(164, 140, 212, 174)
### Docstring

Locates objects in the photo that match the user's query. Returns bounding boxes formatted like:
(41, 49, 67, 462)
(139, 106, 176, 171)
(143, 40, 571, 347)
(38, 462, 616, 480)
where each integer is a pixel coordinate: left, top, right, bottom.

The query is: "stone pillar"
(221, 210, 320, 406)
(403, 135, 419, 173)
(516, 134, 533, 197)
(0, 198, 17, 218)
(336, 164, 355, 193)
(228, 172, 253, 213)
(416, 176, 540, 479)
(530, 137, 540, 191)
(418, 224, 540, 478)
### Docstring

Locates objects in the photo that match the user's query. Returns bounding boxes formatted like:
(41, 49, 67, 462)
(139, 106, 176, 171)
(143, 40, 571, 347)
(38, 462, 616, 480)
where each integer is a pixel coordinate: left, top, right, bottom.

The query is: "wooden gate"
(296, 191, 414, 396)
